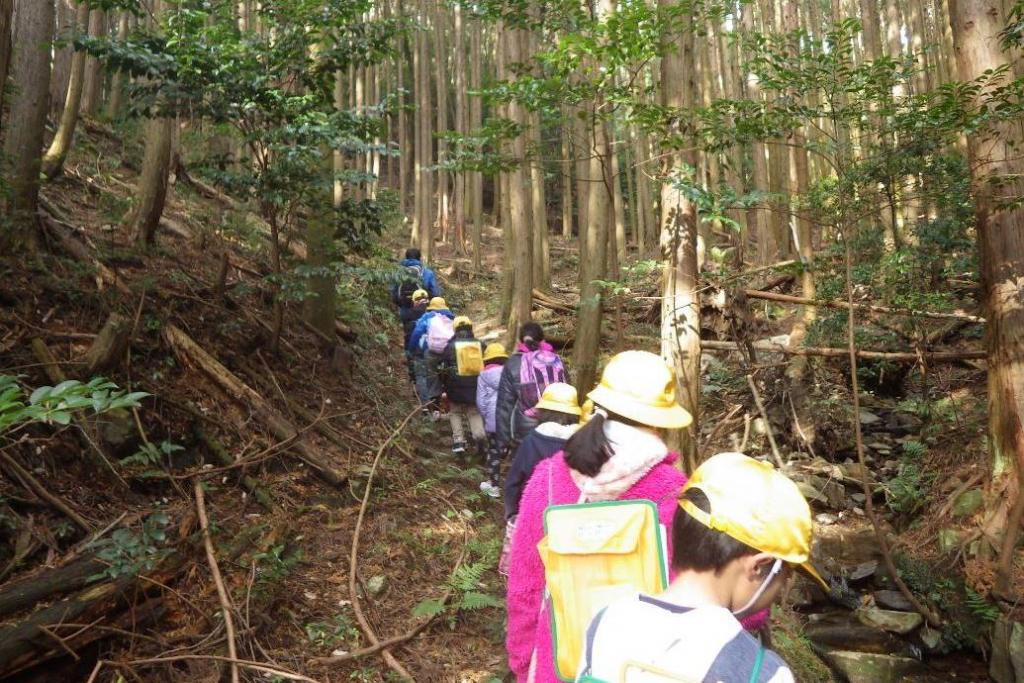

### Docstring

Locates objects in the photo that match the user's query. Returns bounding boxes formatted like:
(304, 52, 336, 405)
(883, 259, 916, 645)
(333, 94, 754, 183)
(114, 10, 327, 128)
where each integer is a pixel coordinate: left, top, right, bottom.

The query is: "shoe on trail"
(479, 481, 500, 498)
(452, 442, 467, 455)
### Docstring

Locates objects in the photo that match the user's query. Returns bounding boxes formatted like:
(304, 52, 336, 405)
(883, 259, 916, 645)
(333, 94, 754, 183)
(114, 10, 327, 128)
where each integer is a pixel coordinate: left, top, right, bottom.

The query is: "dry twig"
(194, 480, 240, 683)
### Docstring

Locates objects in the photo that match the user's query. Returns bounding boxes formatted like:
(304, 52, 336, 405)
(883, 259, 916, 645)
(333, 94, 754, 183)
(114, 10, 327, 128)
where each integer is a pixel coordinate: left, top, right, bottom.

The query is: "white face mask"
(732, 558, 783, 617)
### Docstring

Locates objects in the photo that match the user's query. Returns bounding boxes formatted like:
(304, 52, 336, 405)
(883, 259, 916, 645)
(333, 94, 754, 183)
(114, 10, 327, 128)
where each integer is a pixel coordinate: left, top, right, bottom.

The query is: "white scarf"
(569, 420, 668, 502)
(535, 422, 580, 440)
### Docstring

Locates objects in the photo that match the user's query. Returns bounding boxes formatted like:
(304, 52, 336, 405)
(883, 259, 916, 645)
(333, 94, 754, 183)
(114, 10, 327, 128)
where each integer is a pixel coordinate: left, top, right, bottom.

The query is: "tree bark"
(303, 216, 337, 341)
(506, 21, 534, 339)
(414, 4, 433, 260)
(434, 3, 450, 243)
(949, 0, 1024, 599)
(573, 0, 614, 396)
(104, 11, 131, 119)
(659, 0, 699, 470)
(0, 0, 15, 127)
(128, 116, 174, 246)
(80, 7, 105, 115)
(82, 312, 131, 374)
(453, 2, 467, 254)
(2, 0, 55, 252)
(42, 2, 91, 180)
(469, 15, 483, 270)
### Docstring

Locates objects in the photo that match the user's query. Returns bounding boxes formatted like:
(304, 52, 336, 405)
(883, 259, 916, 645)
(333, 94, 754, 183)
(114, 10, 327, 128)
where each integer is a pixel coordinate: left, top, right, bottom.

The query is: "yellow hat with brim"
(483, 343, 508, 362)
(412, 289, 430, 302)
(453, 315, 473, 329)
(678, 452, 828, 590)
(587, 350, 693, 430)
(534, 382, 583, 416)
(426, 297, 448, 311)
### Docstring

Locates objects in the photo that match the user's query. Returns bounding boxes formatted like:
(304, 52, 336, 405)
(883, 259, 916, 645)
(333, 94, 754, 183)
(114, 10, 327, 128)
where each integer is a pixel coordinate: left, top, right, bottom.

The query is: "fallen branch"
(0, 451, 92, 533)
(162, 323, 346, 488)
(742, 288, 985, 323)
(840, 230, 943, 629)
(194, 481, 240, 683)
(702, 339, 985, 362)
(744, 377, 784, 469)
(348, 405, 422, 680)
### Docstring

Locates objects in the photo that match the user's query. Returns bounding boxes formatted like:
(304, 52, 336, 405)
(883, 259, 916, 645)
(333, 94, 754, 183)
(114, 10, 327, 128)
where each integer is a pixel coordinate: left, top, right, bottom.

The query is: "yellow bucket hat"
(453, 315, 473, 330)
(534, 383, 583, 416)
(412, 289, 430, 303)
(483, 343, 509, 362)
(426, 297, 448, 311)
(679, 452, 827, 589)
(587, 350, 693, 429)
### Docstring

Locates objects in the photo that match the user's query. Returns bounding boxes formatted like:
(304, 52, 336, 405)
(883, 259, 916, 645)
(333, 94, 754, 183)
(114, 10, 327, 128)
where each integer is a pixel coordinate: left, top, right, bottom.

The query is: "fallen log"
(0, 522, 265, 679)
(0, 554, 105, 621)
(701, 339, 986, 362)
(162, 323, 346, 488)
(742, 288, 985, 323)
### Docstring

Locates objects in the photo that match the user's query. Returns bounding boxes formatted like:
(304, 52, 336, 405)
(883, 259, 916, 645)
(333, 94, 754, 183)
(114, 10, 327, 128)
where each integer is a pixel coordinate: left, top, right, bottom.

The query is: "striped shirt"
(578, 595, 795, 683)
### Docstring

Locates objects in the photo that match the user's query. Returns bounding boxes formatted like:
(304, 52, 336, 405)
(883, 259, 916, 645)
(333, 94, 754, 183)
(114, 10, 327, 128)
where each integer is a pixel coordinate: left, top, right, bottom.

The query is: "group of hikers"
(389, 248, 825, 682)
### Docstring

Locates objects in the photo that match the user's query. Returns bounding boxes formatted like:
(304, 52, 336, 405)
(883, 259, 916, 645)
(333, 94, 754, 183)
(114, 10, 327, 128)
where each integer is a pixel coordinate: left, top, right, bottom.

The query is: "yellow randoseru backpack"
(454, 340, 483, 376)
(537, 499, 669, 681)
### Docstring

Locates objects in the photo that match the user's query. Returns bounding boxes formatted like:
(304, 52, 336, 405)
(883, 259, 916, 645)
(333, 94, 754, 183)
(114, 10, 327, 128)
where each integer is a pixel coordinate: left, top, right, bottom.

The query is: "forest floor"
(0, 120, 1008, 682)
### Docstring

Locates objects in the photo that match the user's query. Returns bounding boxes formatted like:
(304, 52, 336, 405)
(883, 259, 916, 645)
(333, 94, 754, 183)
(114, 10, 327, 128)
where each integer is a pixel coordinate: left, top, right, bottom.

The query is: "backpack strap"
(579, 605, 609, 678)
(748, 641, 766, 683)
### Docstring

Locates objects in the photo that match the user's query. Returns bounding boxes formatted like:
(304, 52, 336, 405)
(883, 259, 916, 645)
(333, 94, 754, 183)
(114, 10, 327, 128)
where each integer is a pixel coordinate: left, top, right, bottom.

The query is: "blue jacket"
(503, 422, 579, 520)
(407, 309, 454, 354)
(391, 258, 441, 308)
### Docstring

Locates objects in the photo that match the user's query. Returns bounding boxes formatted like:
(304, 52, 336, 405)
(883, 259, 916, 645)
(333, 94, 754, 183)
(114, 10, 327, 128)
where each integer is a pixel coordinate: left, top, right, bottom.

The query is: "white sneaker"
(479, 481, 500, 498)
(452, 442, 467, 455)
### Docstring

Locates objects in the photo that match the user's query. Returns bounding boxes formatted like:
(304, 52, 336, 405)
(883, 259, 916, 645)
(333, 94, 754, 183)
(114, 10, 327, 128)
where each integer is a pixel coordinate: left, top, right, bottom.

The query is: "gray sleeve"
(704, 633, 790, 683)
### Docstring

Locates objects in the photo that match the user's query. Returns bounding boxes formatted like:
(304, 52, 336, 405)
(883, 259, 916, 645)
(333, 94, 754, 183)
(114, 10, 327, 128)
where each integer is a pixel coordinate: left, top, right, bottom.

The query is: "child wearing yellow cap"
(577, 452, 826, 682)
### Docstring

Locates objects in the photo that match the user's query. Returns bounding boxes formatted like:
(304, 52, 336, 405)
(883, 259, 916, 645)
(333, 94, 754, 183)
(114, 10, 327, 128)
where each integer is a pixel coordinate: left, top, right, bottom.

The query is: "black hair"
(486, 356, 507, 366)
(564, 409, 646, 476)
(535, 408, 579, 427)
(405, 248, 421, 260)
(454, 324, 474, 338)
(518, 321, 545, 351)
(671, 488, 759, 573)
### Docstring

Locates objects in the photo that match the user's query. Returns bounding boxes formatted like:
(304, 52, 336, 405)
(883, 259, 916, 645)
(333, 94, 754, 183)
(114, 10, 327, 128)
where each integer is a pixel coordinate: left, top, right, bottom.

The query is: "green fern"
(965, 588, 1000, 624)
(459, 591, 504, 611)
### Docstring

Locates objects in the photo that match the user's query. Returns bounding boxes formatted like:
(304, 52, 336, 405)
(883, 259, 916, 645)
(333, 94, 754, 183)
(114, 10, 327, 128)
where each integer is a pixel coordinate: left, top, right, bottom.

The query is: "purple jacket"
(477, 363, 503, 433)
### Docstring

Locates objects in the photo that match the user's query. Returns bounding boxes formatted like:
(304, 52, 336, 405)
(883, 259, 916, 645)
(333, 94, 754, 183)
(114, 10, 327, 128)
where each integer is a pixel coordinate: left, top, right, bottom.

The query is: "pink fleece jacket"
(504, 452, 769, 682)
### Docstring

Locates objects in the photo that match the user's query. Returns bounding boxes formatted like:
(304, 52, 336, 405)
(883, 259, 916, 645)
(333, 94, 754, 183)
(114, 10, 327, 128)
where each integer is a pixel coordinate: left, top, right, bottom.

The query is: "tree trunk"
(415, 3, 433, 260)
(83, 312, 131, 375)
(41, 2, 91, 180)
(434, 3, 450, 243)
(506, 22, 533, 338)
(303, 215, 337, 341)
(1, 0, 54, 253)
(658, 0, 699, 471)
(453, 2, 467, 254)
(81, 7, 105, 115)
(573, 0, 614, 395)
(128, 116, 174, 246)
(469, 15, 483, 270)
(48, 0, 73, 120)
(104, 11, 131, 119)
(529, 110, 549, 289)
(949, 0, 1024, 599)
(561, 116, 574, 239)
